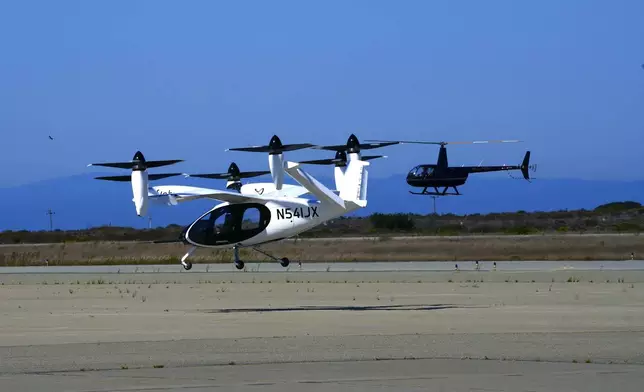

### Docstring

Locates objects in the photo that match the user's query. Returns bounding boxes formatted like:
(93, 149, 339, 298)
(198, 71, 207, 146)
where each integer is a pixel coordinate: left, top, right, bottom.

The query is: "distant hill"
(0, 172, 642, 231)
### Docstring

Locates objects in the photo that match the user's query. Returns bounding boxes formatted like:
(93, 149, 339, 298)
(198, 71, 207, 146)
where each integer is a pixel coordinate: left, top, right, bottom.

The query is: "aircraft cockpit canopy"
(186, 203, 271, 246)
(408, 166, 434, 178)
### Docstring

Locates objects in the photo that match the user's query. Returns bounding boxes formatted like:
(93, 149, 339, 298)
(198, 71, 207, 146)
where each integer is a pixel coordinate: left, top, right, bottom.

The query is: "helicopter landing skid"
(409, 186, 462, 196)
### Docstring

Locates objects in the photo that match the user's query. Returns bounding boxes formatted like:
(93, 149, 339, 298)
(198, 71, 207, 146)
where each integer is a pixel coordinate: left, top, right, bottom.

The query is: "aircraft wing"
(284, 161, 345, 208)
(240, 182, 310, 198)
(149, 185, 268, 204)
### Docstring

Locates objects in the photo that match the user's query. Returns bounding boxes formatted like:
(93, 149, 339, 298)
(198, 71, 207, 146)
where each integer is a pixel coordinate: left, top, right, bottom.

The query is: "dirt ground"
(1, 233, 642, 266)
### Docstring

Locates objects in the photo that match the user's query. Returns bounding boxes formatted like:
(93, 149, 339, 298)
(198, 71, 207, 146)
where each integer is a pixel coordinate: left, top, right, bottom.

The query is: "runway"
(1, 262, 643, 391)
(2, 259, 644, 274)
(3, 358, 643, 392)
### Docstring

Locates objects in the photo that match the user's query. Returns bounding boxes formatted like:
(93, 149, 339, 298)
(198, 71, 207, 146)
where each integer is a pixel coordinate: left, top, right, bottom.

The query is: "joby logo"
(255, 188, 264, 195)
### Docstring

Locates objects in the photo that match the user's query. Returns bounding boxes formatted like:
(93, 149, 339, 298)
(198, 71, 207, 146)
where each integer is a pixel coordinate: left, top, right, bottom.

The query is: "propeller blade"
(362, 155, 387, 161)
(145, 159, 184, 168)
(94, 173, 181, 181)
(184, 170, 270, 180)
(226, 145, 272, 153)
(359, 141, 400, 149)
(301, 152, 386, 167)
(185, 173, 230, 179)
(238, 170, 271, 178)
(300, 158, 343, 165)
(94, 175, 131, 182)
(311, 144, 347, 152)
(314, 134, 399, 154)
(226, 135, 314, 154)
(88, 162, 135, 169)
(88, 151, 183, 169)
(148, 173, 182, 181)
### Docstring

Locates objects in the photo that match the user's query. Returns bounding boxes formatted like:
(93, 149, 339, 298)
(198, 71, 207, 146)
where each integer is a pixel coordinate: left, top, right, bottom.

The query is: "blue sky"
(1, 0, 643, 188)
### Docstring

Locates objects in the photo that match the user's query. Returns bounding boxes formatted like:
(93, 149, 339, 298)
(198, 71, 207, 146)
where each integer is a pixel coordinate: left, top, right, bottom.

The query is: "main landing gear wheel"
(235, 260, 245, 270)
(182, 261, 192, 271)
(280, 257, 290, 268)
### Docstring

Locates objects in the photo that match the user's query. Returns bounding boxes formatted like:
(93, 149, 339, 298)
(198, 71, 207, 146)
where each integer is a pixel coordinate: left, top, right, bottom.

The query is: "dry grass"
(1, 234, 642, 266)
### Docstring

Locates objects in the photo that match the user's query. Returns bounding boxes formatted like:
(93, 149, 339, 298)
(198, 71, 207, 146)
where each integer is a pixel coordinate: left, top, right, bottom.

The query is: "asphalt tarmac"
(3, 358, 643, 392)
(1, 263, 642, 391)
(2, 259, 643, 274)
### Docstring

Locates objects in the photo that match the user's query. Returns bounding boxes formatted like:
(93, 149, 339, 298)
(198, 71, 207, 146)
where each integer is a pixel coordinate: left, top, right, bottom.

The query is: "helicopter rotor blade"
(365, 139, 521, 146)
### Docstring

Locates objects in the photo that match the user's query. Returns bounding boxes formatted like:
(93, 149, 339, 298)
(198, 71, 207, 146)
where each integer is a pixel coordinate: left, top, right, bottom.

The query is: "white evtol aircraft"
(89, 134, 397, 271)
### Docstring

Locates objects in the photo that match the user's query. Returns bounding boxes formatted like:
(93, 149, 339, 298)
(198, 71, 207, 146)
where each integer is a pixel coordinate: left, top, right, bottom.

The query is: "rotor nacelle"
(183, 161, 271, 193)
(226, 134, 314, 191)
(313, 134, 398, 161)
(88, 151, 183, 217)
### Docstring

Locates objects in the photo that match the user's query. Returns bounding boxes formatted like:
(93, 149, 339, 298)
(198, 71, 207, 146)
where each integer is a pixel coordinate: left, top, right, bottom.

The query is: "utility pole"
(430, 196, 438, 235)
(46, 209, 55, 231)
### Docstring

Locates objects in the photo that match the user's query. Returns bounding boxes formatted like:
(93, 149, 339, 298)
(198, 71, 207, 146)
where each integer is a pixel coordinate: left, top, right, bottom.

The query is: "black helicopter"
(366, 139, 535, 196)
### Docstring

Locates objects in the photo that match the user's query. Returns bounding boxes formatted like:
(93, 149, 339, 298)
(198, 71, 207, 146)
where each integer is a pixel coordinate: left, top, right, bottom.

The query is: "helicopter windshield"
(408, 166, 421, 177)
(186, 203, 271, 246)
(408, 166, 434, 178)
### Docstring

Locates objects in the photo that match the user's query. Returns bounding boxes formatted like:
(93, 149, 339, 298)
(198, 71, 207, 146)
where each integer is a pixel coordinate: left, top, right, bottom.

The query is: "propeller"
(313, 134, 399, 154)
(301, 151, 386, 167)
(87, 151, 184, 217)
(184, 162, 270, 192)
(95, 173, 181, 182)
(226, 135, 314, 190)
(88, 151, 183, 171)
(226, 135, 314, 154)
(184, 162, 270, 181)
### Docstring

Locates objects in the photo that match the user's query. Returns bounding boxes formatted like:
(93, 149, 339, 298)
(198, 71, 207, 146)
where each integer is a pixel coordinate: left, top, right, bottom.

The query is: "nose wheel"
(233, 246, 245, 270)
(181, 247, 196, 270)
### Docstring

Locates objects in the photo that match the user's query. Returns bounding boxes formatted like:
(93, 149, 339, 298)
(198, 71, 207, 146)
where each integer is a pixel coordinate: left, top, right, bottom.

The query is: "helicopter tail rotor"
(519, 151, 537, 181)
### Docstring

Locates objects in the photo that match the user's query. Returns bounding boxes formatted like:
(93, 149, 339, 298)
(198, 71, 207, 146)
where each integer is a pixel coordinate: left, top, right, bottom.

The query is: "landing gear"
(181, 247, 196, 270)
(233, 246, 244, 270)
(250, 246, 291, 269)
(410, 186, 461, 196)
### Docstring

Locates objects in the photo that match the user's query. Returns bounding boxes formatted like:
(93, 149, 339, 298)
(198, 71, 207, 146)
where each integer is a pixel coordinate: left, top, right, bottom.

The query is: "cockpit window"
(408, 166, 421, 176)
(187, 203, 271, 246)
(408, 166, 434, 177)
(422, 167, 434, 176)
